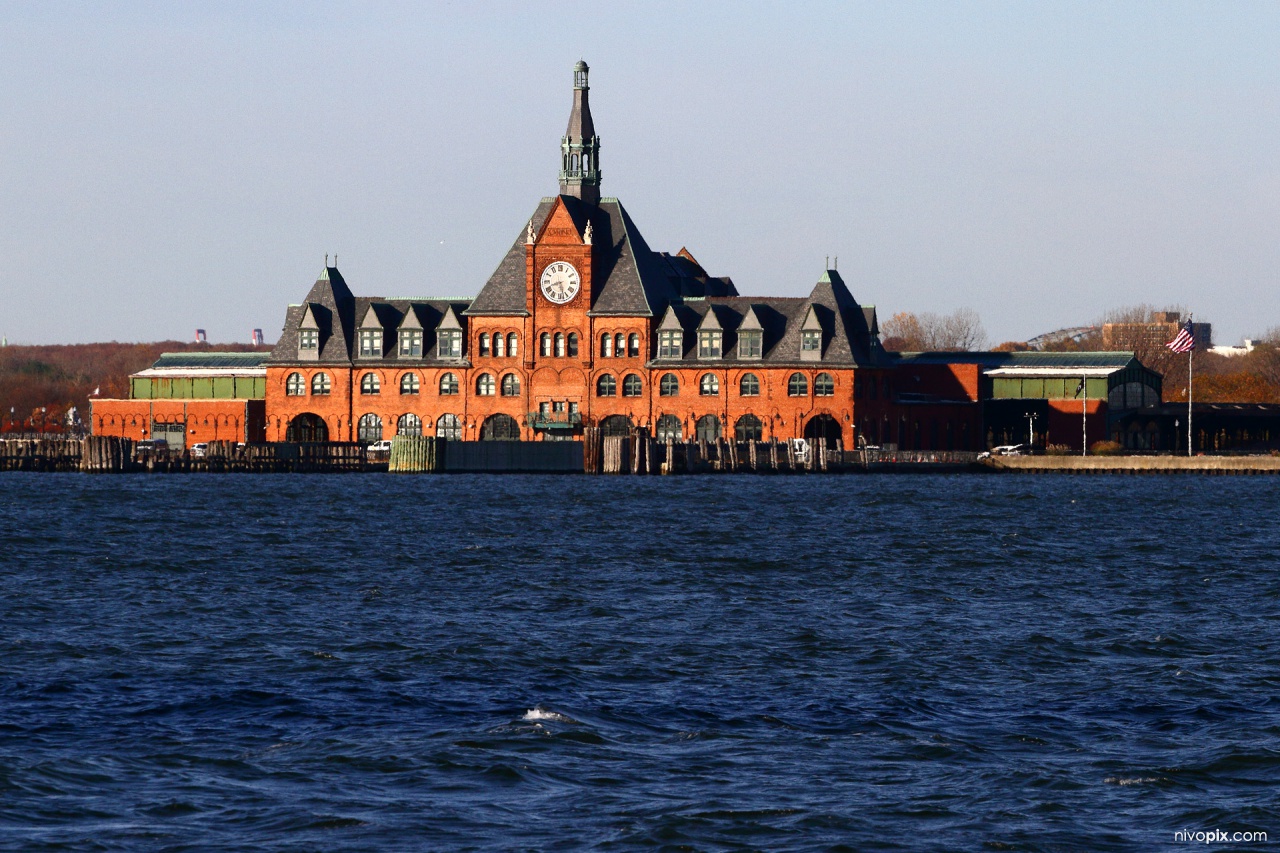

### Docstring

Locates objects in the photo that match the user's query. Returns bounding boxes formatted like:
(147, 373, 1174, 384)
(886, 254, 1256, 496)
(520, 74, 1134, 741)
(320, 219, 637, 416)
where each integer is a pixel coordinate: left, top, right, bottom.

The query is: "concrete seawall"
(985, 455, 1280, 474)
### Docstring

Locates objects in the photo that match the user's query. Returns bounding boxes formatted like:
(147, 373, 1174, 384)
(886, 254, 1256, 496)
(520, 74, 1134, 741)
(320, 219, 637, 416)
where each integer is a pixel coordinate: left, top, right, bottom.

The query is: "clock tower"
(559, 60, 601, 205)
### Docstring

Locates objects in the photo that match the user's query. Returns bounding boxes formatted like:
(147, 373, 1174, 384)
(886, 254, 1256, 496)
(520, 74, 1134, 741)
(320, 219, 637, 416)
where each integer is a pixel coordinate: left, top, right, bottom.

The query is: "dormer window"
(299, 329, 319, 351)
(359, 329, 383, 358)
(698, 331, 722, 359)
(801, 330, 821, 355)
(438, 329, 462, 359)
(739, 330, 762, 359)
(400, 329, 423, 357)
(658, 330, 682, 359)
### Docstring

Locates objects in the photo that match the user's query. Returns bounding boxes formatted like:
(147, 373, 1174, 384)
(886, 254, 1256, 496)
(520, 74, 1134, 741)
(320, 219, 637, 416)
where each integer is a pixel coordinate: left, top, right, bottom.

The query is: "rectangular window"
(801, 330, 821, 352)
(438, 330, 462, 358)
(539, 402, 550, 416)
(399, 329, 423, 357)
(359, 329, 383, 357)
(739, 330, 762, 359)
(659, 330, 682, 359)
(299, 329, 319, 350)
(698, 331, 722, 359)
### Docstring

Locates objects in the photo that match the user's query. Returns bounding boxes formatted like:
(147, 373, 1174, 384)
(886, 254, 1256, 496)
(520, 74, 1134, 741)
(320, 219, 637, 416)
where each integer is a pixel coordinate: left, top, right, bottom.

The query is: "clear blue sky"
(2, 1, 1276, 346)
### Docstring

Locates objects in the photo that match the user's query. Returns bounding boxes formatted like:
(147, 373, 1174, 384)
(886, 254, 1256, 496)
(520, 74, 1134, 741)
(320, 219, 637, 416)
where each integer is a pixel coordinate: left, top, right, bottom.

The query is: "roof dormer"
(357, 304, 384, 359)
(801, 305, 825, 362)
(696, 308, 723, 360)
(436, 305, 464, 360)
(656, 305, 685, 359)
(738, 305, 764, 360)
(297, 304, 322, 361)
(398, 306, 424, 358)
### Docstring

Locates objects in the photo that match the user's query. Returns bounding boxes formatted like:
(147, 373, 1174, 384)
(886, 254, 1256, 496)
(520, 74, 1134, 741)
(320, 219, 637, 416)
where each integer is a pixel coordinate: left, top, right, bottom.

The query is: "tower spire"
(559, 60, 601, 204)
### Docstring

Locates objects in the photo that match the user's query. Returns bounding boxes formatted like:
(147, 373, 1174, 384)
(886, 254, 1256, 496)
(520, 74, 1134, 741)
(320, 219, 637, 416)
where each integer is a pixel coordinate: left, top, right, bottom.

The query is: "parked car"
(190, 443, 209, 458)
(136, 439, 169, 455)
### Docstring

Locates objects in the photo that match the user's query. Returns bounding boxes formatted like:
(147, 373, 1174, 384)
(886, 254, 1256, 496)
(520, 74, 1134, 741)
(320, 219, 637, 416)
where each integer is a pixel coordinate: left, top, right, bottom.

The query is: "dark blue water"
(1, 474, 1278, 851)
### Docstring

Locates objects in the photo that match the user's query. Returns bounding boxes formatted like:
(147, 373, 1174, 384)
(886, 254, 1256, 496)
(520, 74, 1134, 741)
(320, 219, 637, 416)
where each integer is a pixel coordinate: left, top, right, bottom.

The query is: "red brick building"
(259, 61, 1159, 453)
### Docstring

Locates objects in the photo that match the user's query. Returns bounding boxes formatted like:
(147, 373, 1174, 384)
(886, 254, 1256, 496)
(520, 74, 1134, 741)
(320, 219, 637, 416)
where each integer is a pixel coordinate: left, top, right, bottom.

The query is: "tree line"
(0, 341, 270, 434)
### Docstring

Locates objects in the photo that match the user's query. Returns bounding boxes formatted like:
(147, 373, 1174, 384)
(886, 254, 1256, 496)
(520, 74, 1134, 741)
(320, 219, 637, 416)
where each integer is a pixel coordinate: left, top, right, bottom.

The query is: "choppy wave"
(1, 473, 1279, 850)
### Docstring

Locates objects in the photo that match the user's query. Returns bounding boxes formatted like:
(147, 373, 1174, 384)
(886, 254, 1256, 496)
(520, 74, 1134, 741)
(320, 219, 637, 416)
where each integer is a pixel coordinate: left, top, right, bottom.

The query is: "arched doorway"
(655, 414, 682, 442)
(695, 414, 721, 442)
(286, 413, 329, 443)
(734, 414, 763, 442)
(481, 413, 520, 441)
(804, 413, 842, 448)
(600, 414, 632, 437)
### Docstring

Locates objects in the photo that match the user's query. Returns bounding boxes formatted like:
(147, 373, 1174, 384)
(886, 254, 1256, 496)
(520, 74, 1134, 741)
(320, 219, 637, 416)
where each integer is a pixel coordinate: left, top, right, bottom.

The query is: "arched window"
(507, 333, 518, 357)
(437, 413, 462, 440)
(615, 333, 625, 357)
(479, 333, 490, 356)
(476, 373, 496, 396)
(439, 372, 459, 396)
(660, 373, 679, 396)
(700, 374, 720, 396)
(597, 374, 617, 397)
(397, 413, 422, 437)
(555, 333, 565, 357)
(629, 333, 640, 357)
(815, 373, 835, 396)
(501, 373, 520, 396)
(357, 413, 383, 442)
(735, 414, 763, 442)
(361, 373, 380, 395)
(656, 414, 683, 442)
(601, 333, 613, 357)
(740, 373, 760, 396)
(285, 372, 305, 396)
(311, 373, 331, 395)
(540, 333, 552, 356)
(567, 332, 579, 357)
(695, 415, 722, 442)
(622, 374, 643, 397)
(400, 373, 420, 395)
(788, 373, 808, 397)
(494, 334, 506, 357)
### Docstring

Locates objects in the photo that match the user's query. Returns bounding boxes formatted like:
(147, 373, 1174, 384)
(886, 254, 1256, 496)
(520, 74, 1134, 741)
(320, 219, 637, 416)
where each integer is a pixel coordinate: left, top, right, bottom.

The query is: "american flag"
(1166, 319, 1196, 353)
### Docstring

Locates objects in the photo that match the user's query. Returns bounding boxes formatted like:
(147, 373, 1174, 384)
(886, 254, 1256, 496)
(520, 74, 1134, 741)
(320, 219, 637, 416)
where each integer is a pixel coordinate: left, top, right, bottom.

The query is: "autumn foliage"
(0, 341, 271, 433)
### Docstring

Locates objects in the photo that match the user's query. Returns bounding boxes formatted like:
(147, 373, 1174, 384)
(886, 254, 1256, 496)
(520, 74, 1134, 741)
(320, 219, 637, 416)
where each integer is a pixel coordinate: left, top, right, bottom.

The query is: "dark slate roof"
(349, 299, 473, 366)
(582, 197, 680, 316)
(151, 352, 268, 369)
(466, 199, 555, 316)
(892, 351, 1140, 368)
(268, 267, 356, 365)
(269, 266, 476, 366)
(647, 270, 880, 367)
(467, 196, 728, 318)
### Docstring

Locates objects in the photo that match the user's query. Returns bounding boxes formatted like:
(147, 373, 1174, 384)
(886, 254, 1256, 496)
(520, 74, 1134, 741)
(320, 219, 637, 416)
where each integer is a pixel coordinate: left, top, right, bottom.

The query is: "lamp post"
(40, 406, 46, 435)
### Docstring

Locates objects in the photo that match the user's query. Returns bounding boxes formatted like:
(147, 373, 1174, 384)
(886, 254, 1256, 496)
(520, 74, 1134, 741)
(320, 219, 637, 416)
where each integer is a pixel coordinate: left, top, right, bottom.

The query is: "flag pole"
(1082, 373, 1087, 457)
(1187, 318, 1193, 456)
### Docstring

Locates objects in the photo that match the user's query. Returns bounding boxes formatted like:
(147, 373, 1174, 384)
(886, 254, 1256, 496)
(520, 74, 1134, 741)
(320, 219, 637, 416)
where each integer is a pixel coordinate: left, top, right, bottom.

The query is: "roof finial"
(834, 256, 838, 270)
(825, 255, 829, 269)
(334, 254, 338, 267)
(325, 253, 329, 266)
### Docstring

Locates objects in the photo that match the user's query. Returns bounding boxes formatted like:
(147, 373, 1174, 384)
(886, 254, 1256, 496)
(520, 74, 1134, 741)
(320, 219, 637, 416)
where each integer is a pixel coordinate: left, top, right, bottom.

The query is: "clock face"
(540, 261, 580, 305)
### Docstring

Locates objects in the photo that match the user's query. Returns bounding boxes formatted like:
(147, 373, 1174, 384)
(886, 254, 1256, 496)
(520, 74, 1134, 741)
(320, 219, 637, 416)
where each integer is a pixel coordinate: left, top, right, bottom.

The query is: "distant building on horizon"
(1102, 311, 1211, 353)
